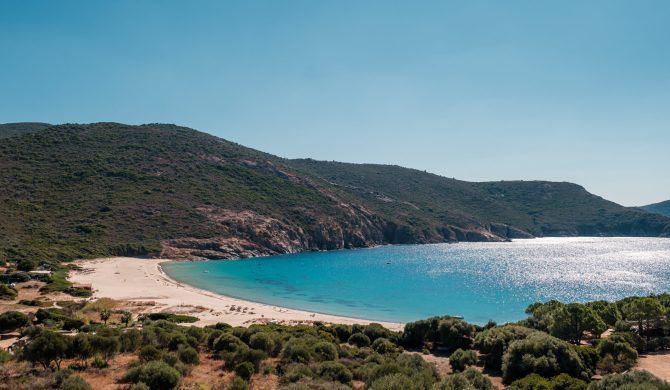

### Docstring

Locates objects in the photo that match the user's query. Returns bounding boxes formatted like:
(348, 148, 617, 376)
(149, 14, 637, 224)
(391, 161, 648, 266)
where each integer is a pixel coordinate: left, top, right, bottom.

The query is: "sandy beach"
(70, 257, 404, 331)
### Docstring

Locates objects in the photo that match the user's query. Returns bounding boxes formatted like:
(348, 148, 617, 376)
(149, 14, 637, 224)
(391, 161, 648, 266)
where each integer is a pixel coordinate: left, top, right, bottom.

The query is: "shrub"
(595, 334, 638, 373)
(434, 368, 496, 390)
(348, 332, 371, 348)
(213, 333, 245, 353)
(508, 373, 551, 390)
(282, 339, 313, 364)
(550, 373, 588, 390)
(91, 356, 109, 369)
(502, 333, 587, 383)
(372, 337, 400, 355)
(235, 361, 255, 380)
(249, 332, 275, 354)
(313, 341, 338, 361)
(0, 283, 18, 300)
(129, 383, 151, 390)
(587, 370, 670, 390)
(178, 346, 199, 365)
(121, 361, 182, 390)
(140, 345, 163, 362)
(0, 311, 30, 332)
(90, 334, 120, 362)
(364, 323, 392, 342)
(120, 329, 143, 352)
(228, 377, 249, 390)
(60, 375, 93, 390)
(314, 361, 353, 384)
(282, 363, 314, 383)
(449, 349, 477, 372)
(369, 373, 414, 390)
(438, 318, 476, 351)
(473, 325, 538, 371)
(146, 313, 198, 323)
(332, 324, 352, 343)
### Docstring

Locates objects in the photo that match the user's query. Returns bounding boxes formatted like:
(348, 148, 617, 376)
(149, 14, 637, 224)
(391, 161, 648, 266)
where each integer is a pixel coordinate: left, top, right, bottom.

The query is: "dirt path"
(637, 351, 670, 382)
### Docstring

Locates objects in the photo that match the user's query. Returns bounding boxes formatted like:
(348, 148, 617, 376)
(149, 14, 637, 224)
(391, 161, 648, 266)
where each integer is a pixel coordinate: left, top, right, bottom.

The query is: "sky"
(1, 1, 668, 206)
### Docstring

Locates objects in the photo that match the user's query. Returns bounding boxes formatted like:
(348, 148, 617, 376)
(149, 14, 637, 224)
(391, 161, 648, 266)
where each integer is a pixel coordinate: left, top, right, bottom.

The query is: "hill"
(0, 122, 51, 138)
(641, 200, 670, 217)
(0, 122, 668, 263)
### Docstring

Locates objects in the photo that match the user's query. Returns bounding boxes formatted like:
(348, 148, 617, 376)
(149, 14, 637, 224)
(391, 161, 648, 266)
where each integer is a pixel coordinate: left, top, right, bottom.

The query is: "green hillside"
(1, 122, 668, 263)
(0, 122, 51, 138)
(642, 200, 670, 217)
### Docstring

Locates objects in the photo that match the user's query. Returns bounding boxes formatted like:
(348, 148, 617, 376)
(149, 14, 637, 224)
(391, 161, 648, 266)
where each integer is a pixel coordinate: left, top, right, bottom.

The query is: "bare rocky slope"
(0, 122, 668, 262)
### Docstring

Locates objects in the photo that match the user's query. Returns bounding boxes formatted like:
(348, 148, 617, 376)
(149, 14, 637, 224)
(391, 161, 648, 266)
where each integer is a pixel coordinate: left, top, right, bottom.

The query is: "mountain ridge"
(1, 122, 668, 263)
(641, 200, 670, 217)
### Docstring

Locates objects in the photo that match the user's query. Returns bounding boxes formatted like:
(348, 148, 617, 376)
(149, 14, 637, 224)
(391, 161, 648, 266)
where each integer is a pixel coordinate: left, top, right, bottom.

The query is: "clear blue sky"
(1, 1, 668, 206)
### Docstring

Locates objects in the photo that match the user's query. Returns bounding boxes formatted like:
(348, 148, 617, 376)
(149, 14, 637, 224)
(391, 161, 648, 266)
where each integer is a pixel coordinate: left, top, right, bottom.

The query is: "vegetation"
(0, 292, 668, 389)
(1, 122, 669, 263)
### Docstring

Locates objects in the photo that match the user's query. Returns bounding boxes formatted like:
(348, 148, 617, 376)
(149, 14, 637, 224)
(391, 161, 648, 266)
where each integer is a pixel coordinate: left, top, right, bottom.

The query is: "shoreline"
(70, 257, 405, 331)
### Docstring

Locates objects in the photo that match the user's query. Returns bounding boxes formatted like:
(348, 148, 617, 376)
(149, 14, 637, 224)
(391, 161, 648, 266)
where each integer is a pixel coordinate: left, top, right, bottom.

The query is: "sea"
(161, 237, 670, 325)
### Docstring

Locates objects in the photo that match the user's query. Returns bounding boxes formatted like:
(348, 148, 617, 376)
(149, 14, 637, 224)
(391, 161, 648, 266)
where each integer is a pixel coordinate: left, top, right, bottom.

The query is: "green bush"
(314, 361, 352, 384)
(595, 334, 638, 373)
(313, 341, 338, 361)
(281, 363, 314, 383)
(121, 360, 182, 390)
(213, 333, 245, 353)
(449, 349, 477, 372)
(178, 346, 199, 365)
(235, 361, 255, 380)
(249, 332, 275, 354)
(369, 373, 414, 390)
(146, 313, 198, 323)
(438, 318, 475, 351)
(508, 373, 551, 390)
(434, 367, 496, 390)
(0, 284, 18, 300)
(372, 337, 400, 355)
(502, 333, 587, 383)
(60, 375, 93, 390)
(348, 332, 371, 347)
(228, 377, 249, 390)
(282, 339, 313, 364)
(0, 311, 30, 332)
(473, 325, 538, 371)
(129, 383, 151, 390)
(121, 329, 143, 352)
(587, 370, 670, 390)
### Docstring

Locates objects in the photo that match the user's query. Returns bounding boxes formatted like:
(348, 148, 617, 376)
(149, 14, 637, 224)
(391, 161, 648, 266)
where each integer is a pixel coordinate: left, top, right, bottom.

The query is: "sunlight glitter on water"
(163, 237, 670, 324)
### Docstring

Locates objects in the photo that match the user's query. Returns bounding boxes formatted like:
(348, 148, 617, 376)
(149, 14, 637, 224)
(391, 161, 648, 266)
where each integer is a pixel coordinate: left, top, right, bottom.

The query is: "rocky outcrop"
(159, 206, 532, 260)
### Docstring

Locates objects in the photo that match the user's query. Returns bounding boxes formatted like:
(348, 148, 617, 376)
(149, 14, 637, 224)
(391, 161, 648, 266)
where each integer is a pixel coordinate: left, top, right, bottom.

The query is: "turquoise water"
(162, 237, 670, 324)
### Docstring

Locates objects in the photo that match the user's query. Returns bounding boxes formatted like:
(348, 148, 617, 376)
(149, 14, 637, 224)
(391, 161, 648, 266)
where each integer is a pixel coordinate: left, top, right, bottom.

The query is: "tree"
(622, 297, 665, 339)
(502, 333, 588, 384)
(0, 311, 30, 332)
(22, 330, 70, 370)
(100, 309, 111, 325)
(473, 325, 538, 371)
(121, 311, 132, 327)
(69, 333, 94, 366)
(550, 303, 606, 344)
(595, 334, 638, 373)
(90, 334, 120, 362)
(438, 318, 475, 351)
